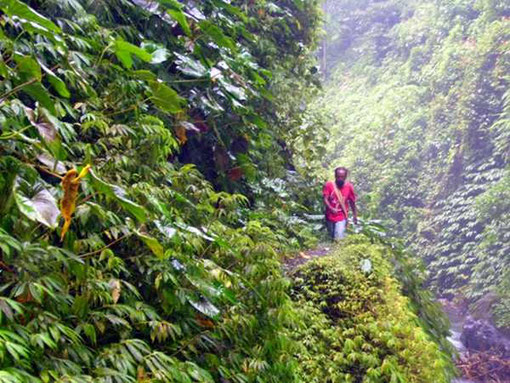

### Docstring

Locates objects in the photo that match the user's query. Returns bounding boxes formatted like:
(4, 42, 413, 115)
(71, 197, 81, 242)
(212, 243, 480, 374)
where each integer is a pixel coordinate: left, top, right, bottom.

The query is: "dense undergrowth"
(0, 0, 460, 382)
(290, 235, 455, 383)
(0, 0, 323, 381)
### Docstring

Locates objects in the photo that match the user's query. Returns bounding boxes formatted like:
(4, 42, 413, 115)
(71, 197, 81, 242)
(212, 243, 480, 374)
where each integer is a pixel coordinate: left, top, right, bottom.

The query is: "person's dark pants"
(326, 219, 347, 241)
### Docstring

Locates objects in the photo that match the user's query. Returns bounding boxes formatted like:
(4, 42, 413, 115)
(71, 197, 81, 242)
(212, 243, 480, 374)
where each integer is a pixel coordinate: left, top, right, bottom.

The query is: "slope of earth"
(287, 235, 456, 383)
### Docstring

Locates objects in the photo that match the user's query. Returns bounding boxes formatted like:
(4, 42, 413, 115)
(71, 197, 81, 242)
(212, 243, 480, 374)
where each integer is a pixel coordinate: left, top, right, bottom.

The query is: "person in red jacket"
(323, 167, 358, 241)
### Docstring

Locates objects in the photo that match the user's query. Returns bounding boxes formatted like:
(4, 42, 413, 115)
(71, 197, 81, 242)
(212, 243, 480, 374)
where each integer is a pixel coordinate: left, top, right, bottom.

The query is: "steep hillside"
(0, 1, 466, 382)
(316, 0, 509, 330)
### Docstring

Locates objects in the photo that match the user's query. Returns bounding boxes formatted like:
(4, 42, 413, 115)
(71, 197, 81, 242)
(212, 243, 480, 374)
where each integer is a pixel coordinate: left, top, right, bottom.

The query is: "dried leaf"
(195, 314, 215, 328)
(60, 165, 91, 240)
(109, 279, 121, 304)
(227, 167, 243, 181)
(175, 125, 187, 145)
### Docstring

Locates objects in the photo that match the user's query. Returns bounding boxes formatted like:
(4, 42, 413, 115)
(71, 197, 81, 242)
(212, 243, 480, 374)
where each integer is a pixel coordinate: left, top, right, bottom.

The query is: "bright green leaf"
(41, 64, 70, 98)
(132, 69, 157, 81)
(0, 0, 61, 33)
(14, 55, 41, 81)
(22, 83, 56, 115)
(113, 39, 153, 68)
(136, 232, 165, 258)
(148, 81, 185, 113)
(89, 169, 147, 223)
(168, 9, 191, 37)
(199, 21, 236, 51)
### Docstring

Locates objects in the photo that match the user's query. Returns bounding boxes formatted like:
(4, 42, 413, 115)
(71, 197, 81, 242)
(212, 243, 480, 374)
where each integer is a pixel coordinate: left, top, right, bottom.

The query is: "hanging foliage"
(0, 0, 323, 381)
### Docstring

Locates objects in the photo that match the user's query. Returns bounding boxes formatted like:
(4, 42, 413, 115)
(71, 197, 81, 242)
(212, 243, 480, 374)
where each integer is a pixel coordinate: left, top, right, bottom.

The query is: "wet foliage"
(0, 0, 323, 381)
(0, 0, 468, 382)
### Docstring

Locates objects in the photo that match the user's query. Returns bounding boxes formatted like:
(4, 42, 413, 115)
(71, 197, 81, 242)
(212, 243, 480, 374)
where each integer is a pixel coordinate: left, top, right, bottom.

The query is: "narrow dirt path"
(282, 243, 333, 273)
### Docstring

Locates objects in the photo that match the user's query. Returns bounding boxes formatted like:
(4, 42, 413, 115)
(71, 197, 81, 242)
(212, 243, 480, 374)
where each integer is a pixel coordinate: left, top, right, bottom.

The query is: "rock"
(470, 292, 500, 322)
(461, 317, 510, 356)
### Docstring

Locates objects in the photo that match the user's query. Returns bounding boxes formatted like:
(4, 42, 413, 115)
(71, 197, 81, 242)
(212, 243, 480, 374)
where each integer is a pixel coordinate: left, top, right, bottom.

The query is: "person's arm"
(323, 183, 339, 213)
(324, 195, 338, 213)
(348, 184, 358, 225)
(349, 199, 358, 225)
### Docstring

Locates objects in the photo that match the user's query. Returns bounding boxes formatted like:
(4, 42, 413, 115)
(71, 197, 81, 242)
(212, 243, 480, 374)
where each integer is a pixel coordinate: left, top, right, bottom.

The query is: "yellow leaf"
(60, 165, 91, 241)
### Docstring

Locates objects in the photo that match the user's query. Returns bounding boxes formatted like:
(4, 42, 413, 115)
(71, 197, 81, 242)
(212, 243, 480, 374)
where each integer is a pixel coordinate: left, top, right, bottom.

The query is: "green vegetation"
(1, 0, 498, 382)
(317, 0, 509, 330)
(291, 235, 455, 383)
(0, 0, 323, 381)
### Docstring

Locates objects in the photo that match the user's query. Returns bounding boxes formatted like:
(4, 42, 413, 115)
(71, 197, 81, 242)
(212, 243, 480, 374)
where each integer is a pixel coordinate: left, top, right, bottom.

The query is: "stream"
(444, 300, 510, 383)
(446, 304, 474, 383)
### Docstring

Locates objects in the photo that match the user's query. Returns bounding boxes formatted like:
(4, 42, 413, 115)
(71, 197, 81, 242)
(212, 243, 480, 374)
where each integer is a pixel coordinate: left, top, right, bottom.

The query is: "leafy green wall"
(0, 0, 324, 381)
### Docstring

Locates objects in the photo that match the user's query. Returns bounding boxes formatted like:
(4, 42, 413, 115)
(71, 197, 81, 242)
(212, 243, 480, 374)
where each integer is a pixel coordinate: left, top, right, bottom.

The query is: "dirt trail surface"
(282, 243, 332, 273)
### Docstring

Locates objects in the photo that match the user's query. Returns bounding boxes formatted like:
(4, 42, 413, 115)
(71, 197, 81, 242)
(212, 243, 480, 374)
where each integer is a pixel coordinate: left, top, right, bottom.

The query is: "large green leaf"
(136, 232, 164, 258)
(175, 53, 208, 78)
(140, 42, 170, 64)
(0, 59, 9, 78)
(150, 49, 170, 64)
(0, 297, 24, 321)
(185, 363, 214, 383)
(148, 81, 185, 113)
(114, 49, 133, 69)
(14, 179, 59, 228)
(89, 170, 147, 223)
(40, 63, 70, 98)
(14, 55, 41, 81)
(221, 81, 247, 101)
(156, 0, 183, 10)
(132, 69, 157, 81)
(213, 0, 248, 23)
(22, 83, 56, 115)
(168, 9, 191, 37)
(198, 21, 236, 51)
(113, 39, 153, 69)
(0, 0, 61, 33)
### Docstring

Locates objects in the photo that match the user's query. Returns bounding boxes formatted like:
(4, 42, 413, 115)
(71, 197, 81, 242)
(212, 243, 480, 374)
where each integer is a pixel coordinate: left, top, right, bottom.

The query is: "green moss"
(290, 236, 454, 383)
